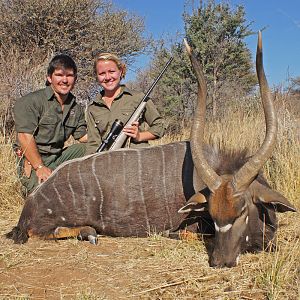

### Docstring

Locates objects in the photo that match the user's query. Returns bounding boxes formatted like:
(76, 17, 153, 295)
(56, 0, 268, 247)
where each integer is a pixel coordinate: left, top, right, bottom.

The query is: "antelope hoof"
(87, 235, 98, 245)
(77, 226, 98, 245)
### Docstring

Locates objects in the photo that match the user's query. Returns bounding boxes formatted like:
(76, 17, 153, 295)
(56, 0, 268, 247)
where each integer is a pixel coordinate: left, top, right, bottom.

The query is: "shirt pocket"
(94, 118, 109, 137)
(120, 107, 135, 124)
(64, 118, 77, 139)
(37, 116, 58, 141)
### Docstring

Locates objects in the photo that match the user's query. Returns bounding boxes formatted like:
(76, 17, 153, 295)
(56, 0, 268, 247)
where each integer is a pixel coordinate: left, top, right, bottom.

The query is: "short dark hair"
(46, 54, 77, 86)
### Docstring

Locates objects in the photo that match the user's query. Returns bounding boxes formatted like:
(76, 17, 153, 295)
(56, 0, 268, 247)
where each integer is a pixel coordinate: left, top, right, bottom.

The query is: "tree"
(128, 40, 196, 133)
(0, 0, 150, 134)
(151, 44, 197, 131)
(134, 0, 256, 127)
(184, 0, 256, 116)
(0, 0, 148, 65)
(0, 0, 149, 93)
(290, 76, 300, 95)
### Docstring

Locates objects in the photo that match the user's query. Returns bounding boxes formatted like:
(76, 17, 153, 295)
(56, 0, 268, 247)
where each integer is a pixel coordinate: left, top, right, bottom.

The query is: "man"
(14, 54, 87, 195)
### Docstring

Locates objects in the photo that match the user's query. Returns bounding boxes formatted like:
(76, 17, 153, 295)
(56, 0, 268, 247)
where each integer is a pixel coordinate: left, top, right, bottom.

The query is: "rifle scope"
(96, 119, 124, 152)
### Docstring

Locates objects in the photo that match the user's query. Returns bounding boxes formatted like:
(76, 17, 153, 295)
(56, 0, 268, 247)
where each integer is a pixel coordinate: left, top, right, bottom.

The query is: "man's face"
(47, 68, 76, 98)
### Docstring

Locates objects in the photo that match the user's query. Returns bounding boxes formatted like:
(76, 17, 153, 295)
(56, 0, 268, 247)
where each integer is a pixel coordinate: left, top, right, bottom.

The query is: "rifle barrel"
(143, 56, 174, 100)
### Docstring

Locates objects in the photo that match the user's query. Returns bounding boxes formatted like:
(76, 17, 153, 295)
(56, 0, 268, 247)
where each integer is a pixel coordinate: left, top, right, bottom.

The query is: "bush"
(0, 0, 150, 135)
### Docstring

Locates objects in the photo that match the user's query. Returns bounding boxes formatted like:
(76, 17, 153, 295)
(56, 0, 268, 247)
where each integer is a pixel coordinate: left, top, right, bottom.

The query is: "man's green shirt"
(86, 85, 165, 154)
(14, 85, 87, 155)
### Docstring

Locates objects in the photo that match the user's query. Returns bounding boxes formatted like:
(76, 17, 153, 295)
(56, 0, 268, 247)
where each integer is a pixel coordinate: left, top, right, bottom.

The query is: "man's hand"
(17, 132, 52, 183)
(35, 165, 52, 184)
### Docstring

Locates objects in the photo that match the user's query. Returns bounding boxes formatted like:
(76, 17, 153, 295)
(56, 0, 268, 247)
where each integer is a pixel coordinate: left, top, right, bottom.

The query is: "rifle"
(96, 56, 173, 152)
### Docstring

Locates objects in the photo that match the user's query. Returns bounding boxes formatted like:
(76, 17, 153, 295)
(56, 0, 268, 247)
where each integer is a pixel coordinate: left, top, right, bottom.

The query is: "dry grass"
(0, 94, 299, 299)
(0, 134, 23, 217)
(0, 47, 50, 136)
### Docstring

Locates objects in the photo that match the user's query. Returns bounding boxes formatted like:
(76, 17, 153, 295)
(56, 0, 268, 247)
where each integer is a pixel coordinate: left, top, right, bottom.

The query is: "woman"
(86, 53, 165, 155)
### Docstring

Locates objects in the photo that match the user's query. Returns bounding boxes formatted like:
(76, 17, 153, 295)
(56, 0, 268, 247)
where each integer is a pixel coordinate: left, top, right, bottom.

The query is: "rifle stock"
(97, 56, 173, 152)
(109, 102, 147, 150)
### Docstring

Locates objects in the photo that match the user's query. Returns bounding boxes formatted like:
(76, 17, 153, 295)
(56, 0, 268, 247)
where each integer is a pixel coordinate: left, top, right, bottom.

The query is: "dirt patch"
(2, 215, 299, 300)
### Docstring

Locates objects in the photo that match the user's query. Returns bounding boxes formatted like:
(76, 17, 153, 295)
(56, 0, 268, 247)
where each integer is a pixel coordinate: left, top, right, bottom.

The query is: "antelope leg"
(28, 226, 98, 244)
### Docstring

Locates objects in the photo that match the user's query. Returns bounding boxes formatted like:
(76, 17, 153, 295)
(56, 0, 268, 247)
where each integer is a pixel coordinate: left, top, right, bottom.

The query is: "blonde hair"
(94, 52, 127, 79)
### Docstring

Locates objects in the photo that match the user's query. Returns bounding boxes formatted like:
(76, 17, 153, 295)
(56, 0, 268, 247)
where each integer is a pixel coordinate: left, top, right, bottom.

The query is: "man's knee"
(20, 172, 39, 196)
(55, 143, 86, 167)
(65, 143, 86, 158)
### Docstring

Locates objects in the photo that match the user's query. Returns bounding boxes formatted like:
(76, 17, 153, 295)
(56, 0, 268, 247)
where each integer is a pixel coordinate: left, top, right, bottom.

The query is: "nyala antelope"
(6, 32, 296, 268)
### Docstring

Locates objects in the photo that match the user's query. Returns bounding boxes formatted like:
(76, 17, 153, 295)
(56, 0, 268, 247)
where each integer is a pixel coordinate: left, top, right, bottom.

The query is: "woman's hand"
(123, 121, 141, 141)
(123, 121, 157, 143)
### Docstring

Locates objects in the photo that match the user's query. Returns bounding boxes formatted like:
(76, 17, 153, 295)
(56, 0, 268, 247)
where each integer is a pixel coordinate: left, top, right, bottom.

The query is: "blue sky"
(113, 0, 300, 87)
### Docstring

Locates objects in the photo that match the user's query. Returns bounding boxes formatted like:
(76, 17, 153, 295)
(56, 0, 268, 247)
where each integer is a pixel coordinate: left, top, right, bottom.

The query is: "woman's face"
(96, 60, 123, 93)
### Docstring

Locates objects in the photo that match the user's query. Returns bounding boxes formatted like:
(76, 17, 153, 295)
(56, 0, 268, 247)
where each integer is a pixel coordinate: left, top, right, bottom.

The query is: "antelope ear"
(178, 192, 207, 214)
(250, 181, 297, 213)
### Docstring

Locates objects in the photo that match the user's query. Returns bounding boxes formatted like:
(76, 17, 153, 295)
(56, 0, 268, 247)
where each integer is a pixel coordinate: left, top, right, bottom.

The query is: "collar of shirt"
(44, 85, 75, 104)
(92, 85, 133, 106)
(44, 85, 76, 122)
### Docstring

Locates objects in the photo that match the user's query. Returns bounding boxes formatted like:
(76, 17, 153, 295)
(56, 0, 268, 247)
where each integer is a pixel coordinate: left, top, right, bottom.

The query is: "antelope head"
(179, 32, 296, 268)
